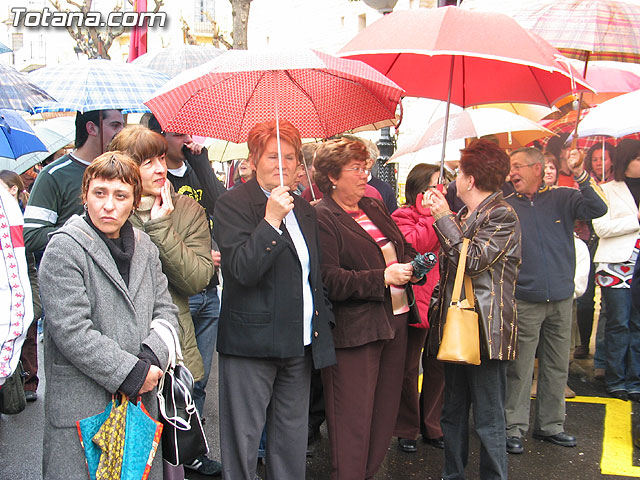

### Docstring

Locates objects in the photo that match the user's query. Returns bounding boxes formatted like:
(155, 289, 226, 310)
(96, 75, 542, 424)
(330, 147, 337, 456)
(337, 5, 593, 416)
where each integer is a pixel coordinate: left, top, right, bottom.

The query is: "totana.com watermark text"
(11, 7, 167, 28)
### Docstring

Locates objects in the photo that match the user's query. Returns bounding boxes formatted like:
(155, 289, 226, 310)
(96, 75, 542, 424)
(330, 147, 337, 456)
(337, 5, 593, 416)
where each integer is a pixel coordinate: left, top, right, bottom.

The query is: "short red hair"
(460, 139, 510, 192)
(247, 120, 302, 166)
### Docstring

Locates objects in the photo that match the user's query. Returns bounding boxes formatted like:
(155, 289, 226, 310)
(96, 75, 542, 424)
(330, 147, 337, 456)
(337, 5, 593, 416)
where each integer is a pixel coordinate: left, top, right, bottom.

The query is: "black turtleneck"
(84, 214, 135, 286)
(625, 176, 640, 208)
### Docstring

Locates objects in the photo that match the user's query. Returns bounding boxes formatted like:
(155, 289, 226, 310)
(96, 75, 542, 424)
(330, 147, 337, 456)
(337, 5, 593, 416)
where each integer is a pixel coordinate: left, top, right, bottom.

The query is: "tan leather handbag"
(437, 238, 481, 365)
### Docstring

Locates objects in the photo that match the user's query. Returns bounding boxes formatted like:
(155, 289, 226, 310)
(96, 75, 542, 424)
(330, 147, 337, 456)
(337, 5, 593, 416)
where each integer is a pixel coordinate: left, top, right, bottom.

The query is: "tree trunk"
(230, 0, 251, 50)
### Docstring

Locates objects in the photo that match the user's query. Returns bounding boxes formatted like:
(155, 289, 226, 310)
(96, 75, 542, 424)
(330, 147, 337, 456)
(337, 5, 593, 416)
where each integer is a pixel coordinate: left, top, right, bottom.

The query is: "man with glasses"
(503, 147, 607, 454)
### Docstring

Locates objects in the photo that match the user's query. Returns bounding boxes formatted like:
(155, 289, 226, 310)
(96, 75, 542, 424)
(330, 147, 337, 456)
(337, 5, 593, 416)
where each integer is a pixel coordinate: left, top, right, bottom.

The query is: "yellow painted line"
(568, 396, 638, 477)
(416, 383, 637, 476)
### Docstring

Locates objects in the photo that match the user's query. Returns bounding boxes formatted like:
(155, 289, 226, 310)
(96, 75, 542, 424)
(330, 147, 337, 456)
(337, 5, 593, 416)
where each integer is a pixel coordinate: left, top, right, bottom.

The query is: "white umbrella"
(392, 108, 554, 162)
(577, 89, 640, 138)
(0, 116, 75, 173)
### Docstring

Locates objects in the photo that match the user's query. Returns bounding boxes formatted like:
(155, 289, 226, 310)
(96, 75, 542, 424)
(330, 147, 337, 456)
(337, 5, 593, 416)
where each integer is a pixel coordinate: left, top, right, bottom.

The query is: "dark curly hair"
(313, 138, 369, 195)
(459, 139, 510, 192)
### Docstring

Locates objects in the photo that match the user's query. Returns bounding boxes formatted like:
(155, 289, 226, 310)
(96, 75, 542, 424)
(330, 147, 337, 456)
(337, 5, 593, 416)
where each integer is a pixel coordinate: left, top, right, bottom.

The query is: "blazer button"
(266, 247, 271, 252)
(314, 331, 319, 338)
(271, 240, 277, 246)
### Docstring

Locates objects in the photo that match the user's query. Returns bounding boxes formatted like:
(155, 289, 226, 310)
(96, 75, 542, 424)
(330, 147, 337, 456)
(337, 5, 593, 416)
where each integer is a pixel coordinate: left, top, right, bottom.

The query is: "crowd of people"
(6, 105, 640, 480)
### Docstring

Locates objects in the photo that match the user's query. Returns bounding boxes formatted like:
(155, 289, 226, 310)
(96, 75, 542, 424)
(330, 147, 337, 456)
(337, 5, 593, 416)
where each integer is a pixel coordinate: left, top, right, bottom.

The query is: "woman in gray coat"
(39, 152, 179, 480)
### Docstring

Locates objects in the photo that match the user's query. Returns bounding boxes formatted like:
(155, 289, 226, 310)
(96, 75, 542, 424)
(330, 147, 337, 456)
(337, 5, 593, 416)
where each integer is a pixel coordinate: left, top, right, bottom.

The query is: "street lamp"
(361, 0, 398, 192)
(361, 0, 398, 14)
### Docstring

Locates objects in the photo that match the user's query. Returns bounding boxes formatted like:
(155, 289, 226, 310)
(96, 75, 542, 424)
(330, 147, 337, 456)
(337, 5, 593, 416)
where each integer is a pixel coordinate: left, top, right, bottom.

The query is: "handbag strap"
(450, 238, 475, 308)
(151, 319, 184, 370)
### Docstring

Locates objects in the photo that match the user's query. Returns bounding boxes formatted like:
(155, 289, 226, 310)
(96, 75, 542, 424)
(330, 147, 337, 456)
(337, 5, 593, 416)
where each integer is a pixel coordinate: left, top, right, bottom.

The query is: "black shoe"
(629, 393, 640, 403)
(573, 345, 589, 359)
(506, 436, 523, 454)
(609, 390, 629, 401)
(24, 390, 37, 402)
(423, 436, 445, 449)
(398, 438, 417, 453)
(185, 454, 222, 476)
(532, 431, 577, 447)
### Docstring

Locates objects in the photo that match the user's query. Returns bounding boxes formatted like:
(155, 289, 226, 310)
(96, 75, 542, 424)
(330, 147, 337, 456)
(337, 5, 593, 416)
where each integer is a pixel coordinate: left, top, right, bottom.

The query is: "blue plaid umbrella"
(29, 59, 170, 113)
(132, 44, 224, 78)
(0, 63, 56, 112)
(0, 41, 11, 54)
(0, 110, 47, 160)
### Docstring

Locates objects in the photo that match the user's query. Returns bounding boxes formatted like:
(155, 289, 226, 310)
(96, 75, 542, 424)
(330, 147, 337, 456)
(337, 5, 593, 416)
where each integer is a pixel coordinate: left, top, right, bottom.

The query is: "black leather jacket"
(431, 191, 522, 361)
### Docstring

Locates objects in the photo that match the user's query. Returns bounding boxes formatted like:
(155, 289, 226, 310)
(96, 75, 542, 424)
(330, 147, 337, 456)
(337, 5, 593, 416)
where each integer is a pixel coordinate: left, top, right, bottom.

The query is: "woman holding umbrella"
(212, 119, 336, 480)
(428, 139, 521, 480)
(38, 152, 178, 479)
(314, 137, 421, 480)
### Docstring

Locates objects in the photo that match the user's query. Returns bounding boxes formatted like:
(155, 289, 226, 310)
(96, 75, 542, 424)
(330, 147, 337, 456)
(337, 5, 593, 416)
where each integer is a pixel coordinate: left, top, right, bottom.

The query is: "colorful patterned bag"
(77, 394, 163, 480)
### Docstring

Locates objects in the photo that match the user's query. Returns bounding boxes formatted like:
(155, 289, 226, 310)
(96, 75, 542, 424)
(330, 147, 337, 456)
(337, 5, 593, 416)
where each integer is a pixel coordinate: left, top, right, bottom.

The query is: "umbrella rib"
(283, 70, 330, 137)
(239, 71, 268, 141)
(297, 69, 396, 134)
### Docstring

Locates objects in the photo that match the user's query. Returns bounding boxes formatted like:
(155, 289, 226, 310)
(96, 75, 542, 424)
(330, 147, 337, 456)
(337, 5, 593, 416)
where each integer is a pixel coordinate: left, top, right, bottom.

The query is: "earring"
(83, 202, 88, 211)
(332, 184, 337, 190)
(467, 185, 472, 191)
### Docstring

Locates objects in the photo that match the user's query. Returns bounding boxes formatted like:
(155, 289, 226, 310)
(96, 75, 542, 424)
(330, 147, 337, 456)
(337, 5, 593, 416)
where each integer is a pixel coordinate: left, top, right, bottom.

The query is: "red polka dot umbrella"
(144, 48, 404, 143)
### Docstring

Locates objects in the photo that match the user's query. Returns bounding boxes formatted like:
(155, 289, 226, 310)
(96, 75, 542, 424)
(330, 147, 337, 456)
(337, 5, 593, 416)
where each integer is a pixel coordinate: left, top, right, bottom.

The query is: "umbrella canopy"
(567, 59, 640, 104)
(339, 6, 591, 181)
(395, 108, 554, 156)
(338, 7, 591, 107)
(132, 44, 224, 78)
(0, 63, 57, 112)
(0, 41, 11, 54)
(206, 139, 249, 163)
(0, 116, 76, 173)
(471, 103, 554, 123)
(29, 59, 170, 113)
(511, 0, 640, 63)
(0, 110, 47, 160)
(145, 48, 404, 143)
(578, 90, 640, 138)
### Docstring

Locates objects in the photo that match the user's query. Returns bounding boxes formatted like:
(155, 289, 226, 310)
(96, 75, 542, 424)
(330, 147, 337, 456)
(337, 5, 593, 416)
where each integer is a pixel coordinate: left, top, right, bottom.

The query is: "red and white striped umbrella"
(464, 0, 640, 63)
(145, 49, 404, 143)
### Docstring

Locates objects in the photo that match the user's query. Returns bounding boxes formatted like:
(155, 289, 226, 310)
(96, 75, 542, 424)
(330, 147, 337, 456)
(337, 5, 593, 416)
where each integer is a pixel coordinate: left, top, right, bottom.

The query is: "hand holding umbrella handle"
(265, 185, 294, 229)
(567, 149, 585, 175)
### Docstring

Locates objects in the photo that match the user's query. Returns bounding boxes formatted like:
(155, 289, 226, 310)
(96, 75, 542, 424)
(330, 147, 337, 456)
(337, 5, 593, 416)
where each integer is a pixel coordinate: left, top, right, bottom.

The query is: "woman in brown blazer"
(314, 138, 421, 480)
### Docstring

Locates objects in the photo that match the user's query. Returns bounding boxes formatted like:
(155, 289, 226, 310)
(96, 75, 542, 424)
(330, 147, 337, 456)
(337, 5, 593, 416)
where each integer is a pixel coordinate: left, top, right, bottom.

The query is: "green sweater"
(24, 154, 88, 253)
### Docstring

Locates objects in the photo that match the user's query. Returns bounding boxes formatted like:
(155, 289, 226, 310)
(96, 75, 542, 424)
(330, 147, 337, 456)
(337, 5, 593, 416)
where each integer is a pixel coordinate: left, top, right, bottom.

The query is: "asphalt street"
(1, 344, 639, 479)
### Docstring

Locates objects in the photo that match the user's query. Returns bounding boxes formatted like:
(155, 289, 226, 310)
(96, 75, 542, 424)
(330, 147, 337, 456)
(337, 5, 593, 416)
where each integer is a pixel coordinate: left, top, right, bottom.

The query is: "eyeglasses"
(343, 167, 370, 175)
(510, 163, 536, 172)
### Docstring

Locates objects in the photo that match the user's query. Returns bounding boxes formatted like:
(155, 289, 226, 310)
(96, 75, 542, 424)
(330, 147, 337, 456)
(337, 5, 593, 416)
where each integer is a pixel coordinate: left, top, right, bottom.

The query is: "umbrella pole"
(571, 52, 590, 150)
(439, 56, 455, 185)
(274, 73, 284, 188)
(602, 139, 605, 182)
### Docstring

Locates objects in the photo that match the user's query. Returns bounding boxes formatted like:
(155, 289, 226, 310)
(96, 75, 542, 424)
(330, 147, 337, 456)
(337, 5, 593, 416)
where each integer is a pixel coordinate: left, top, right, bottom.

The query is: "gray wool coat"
(38, 215, 179, 480)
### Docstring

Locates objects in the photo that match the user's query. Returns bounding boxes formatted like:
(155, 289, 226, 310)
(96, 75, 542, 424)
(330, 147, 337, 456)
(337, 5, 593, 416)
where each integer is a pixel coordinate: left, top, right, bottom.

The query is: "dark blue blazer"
(213, 179, 336, 369)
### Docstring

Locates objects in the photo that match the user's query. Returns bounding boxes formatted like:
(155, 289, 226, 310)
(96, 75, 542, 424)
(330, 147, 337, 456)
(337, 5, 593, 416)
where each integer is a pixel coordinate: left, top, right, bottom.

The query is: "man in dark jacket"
(504, 147, 607, 454)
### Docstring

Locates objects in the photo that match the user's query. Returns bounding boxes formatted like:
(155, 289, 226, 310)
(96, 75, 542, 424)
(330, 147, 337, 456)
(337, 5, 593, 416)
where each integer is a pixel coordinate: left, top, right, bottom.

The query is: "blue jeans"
(189, 286, 220, 415)
(600, 287, 640, 394)
(593, 299, 608, 370)
(442, 360, 508, 480)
